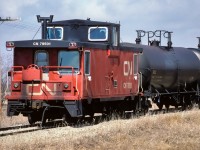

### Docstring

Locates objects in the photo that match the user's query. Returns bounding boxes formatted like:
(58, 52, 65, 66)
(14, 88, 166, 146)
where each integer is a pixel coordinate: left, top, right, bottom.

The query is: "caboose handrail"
(41, 66, 78, 95)
(11, 66, 24, 70)
(41, 66, 75, 72)
(10, 66, 24, 81)
(5, 65, 24, 96)
(5, 71, 10, 97)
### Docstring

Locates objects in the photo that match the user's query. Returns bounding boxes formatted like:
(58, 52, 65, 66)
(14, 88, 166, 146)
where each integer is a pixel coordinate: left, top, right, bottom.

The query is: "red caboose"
(6, 16, 142, 124)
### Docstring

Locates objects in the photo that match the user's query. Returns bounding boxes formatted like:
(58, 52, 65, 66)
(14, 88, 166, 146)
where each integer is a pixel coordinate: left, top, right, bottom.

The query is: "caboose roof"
(48, 19, 120, 27)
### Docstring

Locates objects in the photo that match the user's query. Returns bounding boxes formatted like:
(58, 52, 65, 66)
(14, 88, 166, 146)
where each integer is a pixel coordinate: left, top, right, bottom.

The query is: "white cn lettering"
(124, 61, 133, 76)
(33, 42, 39, 46)
(26, 83, 57, 96)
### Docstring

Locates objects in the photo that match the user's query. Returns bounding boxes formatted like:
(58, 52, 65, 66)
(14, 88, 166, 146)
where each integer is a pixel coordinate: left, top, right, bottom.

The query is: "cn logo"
(26, 83, 57, 96)
(124, 61, 133, 76)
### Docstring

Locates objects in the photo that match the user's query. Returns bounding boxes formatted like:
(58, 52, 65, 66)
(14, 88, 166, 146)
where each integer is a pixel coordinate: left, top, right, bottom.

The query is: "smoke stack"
(37, 15, 53, 39)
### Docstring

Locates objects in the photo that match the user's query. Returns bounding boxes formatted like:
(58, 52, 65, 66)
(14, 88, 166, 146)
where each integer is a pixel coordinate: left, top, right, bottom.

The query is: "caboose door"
(83, 50, 92, 98)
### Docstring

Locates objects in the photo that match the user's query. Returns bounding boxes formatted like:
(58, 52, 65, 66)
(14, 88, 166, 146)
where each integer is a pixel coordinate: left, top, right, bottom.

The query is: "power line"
(2, 21, 39, 32)
(1, 20, 41, 39)
(32, 26, 41, 39)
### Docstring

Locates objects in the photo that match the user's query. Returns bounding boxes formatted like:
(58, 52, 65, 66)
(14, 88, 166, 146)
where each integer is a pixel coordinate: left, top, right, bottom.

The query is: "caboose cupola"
(46, 18, 120, 48)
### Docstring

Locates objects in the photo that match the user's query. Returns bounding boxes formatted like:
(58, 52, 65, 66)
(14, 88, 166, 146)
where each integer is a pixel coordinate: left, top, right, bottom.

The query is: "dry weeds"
(1, 109, 200, 150)
(0, 105, 28, 128)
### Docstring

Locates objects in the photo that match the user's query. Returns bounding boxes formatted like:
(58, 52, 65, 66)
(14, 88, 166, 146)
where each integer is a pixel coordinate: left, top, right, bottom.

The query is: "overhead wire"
(1, 20, 42, 39)
(32, 26, 41, 39)
(0, 21, 4, 25)
(0, 20, 42, 53)
(2, 20, 39, 32)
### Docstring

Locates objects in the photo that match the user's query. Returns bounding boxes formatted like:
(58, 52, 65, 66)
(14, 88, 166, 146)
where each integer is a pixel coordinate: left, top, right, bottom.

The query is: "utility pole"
(0, 17, 19, 112)
(0, 17, 18, 22)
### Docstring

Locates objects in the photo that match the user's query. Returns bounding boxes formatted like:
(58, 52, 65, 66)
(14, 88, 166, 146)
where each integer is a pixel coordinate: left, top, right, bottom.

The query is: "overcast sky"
(1, 0, 200, 54)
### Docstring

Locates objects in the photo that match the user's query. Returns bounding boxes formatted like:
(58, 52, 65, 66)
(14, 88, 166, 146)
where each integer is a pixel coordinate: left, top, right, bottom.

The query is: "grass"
(1, 108, 200, 150)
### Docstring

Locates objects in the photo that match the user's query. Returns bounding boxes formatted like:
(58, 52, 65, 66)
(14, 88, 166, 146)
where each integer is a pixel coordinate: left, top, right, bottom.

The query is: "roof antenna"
(37, 15, 53, 39)
(163, 31, 173, 48)
(197, 37, 200, 49)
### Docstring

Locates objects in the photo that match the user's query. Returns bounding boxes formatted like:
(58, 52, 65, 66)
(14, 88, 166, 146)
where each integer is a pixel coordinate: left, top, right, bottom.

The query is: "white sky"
(1, 0, 200, 53)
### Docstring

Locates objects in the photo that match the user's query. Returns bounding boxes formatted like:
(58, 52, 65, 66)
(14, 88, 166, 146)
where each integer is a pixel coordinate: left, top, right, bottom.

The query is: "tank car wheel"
(188, 99, 195, 110)
(86, 113, 95, 124)
(165, 104, 169, 112)
(181, 101, 187, 111)
(143, 107, 149, 115)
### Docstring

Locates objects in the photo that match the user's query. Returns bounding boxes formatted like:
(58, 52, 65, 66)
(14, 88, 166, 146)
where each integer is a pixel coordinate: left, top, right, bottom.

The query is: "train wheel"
(41, 116, 47, 126)
(198, 100, 200, 109)
(62, 113, 78, 126)
(181, 103, 187, 111)
(87, 113, 95, 124)
(165, 104, 169, 112)
(40, 107, 48, 127)
(188, 99, 195, 110)
(28, 114, 37, 125)
(157, 103, 163, 110)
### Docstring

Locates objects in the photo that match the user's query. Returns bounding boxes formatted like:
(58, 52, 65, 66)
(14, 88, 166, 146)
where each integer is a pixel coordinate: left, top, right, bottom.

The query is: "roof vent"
(149, 40, 160, 46)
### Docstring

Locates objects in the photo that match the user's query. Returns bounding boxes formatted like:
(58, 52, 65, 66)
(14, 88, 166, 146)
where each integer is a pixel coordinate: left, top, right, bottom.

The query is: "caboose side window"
(88, 27, 108, 41)
(84, 51, 90, 75)
(134, 54, 138, 75)
(112, 27, 118, 46)
(35, 51, 49, 67)
(58, 50, 80, 73)
(47, 27, 63, 40)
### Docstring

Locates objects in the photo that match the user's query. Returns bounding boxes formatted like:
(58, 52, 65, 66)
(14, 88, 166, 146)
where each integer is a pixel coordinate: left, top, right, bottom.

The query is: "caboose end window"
(35, 50, 49, 67)
(88, 27, 108, 41)
(58, 50, 80, 73)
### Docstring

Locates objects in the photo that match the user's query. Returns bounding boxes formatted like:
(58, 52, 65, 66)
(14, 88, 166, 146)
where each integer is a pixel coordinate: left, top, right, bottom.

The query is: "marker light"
(68, 42, 77, 49)
(64, 83, 69, 89)
(6, 41, 15, 48)
(14, 83, 19, 88)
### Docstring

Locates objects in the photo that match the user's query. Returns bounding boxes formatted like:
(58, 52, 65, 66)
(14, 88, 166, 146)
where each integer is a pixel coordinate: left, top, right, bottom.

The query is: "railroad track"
(0, 106, 195, 137)
(0, 124, 41, 137)
(0, 124, 39, 132)
(0, 121, 66, 137)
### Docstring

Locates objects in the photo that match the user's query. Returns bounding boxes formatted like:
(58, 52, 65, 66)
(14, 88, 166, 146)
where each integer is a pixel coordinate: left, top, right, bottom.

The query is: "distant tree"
(1, 51, 13, 104)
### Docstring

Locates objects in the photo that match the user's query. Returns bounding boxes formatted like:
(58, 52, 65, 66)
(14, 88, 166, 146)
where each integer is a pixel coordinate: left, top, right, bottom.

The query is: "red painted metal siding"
(83, 49, 139, 99)
(14, 48, 33, 67)
(9, 47, 139, 102)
